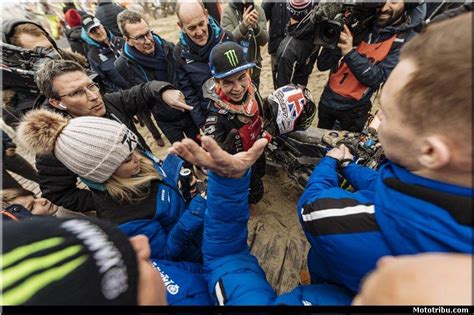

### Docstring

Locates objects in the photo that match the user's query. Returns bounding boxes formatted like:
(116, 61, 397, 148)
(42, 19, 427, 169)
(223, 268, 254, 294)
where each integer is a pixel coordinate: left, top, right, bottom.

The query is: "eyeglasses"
(58, 82, 100, 99)
(129, 30, 153, 44)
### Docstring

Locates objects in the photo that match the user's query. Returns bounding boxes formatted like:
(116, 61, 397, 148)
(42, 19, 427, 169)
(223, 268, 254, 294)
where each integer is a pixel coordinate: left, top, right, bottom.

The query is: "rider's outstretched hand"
(169, 136, 268, 178)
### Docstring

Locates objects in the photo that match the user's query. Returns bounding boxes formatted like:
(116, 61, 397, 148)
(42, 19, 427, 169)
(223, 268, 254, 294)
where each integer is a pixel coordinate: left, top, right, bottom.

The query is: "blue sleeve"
(343, 42, 401, 88)
(276, 283, 353, 305)
(120, 194, 205, 260)
(341, 163, 378, 191)
(165, 194, 206, 257)
(203, 171, 251, 262)
(298, 157, 340, 206)
(203, 171, 277, 305)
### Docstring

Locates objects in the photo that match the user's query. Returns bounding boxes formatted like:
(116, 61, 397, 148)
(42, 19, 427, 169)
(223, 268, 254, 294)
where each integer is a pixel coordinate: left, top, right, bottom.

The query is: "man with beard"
(174, 0, 234, 128)
(316, 0, 424, 132)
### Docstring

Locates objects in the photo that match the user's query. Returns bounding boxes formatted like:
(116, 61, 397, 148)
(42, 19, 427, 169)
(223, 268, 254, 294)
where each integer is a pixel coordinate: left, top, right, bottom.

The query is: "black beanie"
(1, 216, 139, 305)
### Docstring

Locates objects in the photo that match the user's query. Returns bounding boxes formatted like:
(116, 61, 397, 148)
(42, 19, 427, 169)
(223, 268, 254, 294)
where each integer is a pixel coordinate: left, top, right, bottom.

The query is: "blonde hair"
(105, 153, 161, 204)
(1, 188, 35, 209)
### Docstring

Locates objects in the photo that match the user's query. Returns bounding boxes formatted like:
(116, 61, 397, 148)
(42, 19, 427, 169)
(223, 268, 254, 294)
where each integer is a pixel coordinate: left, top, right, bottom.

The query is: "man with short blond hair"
(298, 12, 473, 294)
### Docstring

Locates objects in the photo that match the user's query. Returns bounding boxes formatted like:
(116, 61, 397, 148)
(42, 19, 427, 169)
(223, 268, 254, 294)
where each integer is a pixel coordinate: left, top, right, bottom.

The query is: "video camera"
(0, 42, 59, 95)
(312, 1, 383, 50)
(1, 42, 103, 102)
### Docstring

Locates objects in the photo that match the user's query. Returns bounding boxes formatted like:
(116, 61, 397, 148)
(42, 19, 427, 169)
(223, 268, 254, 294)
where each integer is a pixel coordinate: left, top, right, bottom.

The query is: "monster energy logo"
(1, 237, 87, 305)
(224, 49, 239, 67)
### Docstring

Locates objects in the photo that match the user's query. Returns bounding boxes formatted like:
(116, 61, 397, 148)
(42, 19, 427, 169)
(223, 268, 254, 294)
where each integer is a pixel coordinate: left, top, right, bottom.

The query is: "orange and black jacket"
(317, 7, 423, 110)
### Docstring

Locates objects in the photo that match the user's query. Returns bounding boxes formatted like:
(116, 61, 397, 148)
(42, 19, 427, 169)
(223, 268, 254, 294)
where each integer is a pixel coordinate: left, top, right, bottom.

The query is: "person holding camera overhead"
(316, 1, 425, 132)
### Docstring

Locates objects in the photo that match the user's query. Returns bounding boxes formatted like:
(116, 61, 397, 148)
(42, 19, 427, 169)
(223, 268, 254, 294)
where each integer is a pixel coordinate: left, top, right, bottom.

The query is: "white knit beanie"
(18, 110, 138, 183)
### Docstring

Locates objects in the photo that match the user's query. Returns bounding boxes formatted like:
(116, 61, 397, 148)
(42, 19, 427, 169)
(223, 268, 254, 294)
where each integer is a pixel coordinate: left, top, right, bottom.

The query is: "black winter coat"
(276, 22, 320, 88)
(65, 26, 87, 57)
(95, 1, 124, 37)
(36, 81, 173, 212)
(174, 18, 234, 128)
(114, 38, 187, 123)
(262, 0, 290, 55)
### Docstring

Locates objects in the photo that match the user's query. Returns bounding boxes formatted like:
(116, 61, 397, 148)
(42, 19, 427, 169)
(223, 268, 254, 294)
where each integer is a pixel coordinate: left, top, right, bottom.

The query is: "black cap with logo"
(209, 42, 255, 79)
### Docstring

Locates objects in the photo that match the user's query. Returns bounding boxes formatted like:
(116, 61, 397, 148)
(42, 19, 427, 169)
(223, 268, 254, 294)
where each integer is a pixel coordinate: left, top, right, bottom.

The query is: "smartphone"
(243, 0, 254, 10)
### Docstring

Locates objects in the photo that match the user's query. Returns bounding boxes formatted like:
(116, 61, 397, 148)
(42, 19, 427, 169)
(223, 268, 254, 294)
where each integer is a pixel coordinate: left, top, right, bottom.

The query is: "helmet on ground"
(265, 85, 316, 135)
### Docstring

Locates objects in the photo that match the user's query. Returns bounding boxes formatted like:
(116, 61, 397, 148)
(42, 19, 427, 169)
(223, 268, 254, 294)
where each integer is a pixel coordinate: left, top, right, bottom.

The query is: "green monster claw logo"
(224, 49, 239, 67)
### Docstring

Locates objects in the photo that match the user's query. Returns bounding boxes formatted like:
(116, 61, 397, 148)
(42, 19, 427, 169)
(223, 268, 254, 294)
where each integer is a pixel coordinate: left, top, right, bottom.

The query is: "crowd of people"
(1, 0, 473, 308)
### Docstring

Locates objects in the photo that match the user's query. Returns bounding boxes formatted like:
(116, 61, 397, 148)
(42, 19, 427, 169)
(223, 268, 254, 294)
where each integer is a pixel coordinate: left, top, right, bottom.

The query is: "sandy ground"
(3, 2, 380, 295)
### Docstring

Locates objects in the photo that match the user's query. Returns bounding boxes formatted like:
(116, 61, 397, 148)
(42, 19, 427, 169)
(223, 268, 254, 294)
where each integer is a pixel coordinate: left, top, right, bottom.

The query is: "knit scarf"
(123, 34, 168, 79)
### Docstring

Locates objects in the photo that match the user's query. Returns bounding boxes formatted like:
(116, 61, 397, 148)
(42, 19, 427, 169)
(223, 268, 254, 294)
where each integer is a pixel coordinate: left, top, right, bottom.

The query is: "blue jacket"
(116, 154, 205, 262)
(317, 5, 424, 110)
(137, 169, 352, 305)
(203, 170, 353, 305)
(81, 28, 128, 92)
(298, 157, 473, 292)
(149, 259, 211, 305)
(174, 17, 234, 127)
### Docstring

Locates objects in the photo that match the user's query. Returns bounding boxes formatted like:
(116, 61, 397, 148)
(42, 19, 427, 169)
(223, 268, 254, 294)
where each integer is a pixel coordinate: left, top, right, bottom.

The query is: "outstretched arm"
(169, 137, 277, 305)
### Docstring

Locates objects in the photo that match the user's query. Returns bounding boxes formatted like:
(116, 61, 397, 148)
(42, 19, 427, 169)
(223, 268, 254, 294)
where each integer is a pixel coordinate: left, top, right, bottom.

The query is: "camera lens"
(322, 25, 337, 41)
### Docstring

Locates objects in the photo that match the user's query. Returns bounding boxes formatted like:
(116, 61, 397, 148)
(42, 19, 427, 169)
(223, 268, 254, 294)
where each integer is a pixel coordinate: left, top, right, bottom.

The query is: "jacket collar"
(381, 162, 473, 227)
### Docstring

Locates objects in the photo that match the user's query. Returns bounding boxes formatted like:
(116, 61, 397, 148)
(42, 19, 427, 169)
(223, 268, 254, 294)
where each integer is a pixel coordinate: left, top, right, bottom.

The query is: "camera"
(313, 2, 382, 50)
(1, 42, 103, 102)
(1, 42, 59, 95)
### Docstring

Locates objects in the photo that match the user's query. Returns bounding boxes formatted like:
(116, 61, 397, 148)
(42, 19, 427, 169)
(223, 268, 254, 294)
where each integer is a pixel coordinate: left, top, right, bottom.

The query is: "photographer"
(1, 19, 88, 127)
(316, 1, 424, 132)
